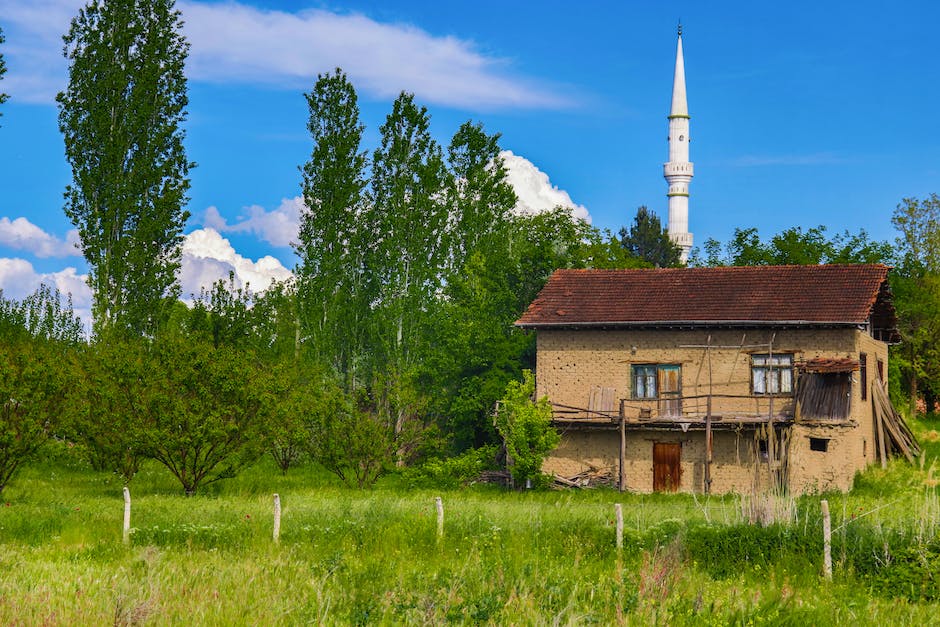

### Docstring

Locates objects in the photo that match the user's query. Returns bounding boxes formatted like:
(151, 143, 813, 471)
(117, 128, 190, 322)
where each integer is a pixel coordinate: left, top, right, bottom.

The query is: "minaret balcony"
(663, 162, 694, 177)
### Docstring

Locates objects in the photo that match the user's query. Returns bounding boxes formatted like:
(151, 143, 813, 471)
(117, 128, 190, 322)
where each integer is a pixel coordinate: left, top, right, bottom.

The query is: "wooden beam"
(619, 399, 626, 493)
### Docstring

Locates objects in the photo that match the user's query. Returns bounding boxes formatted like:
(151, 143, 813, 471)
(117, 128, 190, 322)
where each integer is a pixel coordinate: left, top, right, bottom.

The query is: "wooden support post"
(273, 494, 281, 543)
(821, 499, 832, 580)
(614, 503, 623, 552)
(705, 412, 712, 495)
(435, 496, 444, 540)
(122, 487, 131, 545)
(619, 399, 626, 493)
(704, 335, 713, 495)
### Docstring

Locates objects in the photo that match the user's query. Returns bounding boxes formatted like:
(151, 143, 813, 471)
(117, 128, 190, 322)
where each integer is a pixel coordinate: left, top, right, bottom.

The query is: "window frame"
(751, 353, 794, 395)
(631, 364, 659, 399)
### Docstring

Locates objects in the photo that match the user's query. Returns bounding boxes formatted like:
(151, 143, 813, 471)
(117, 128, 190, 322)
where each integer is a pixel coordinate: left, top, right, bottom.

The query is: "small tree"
(494, 370, 559, 486)
(140, 336, 270, 495)
(307, 385, 396, 488)
(0, 338, 74, 493)
(72, 336, 149, 483)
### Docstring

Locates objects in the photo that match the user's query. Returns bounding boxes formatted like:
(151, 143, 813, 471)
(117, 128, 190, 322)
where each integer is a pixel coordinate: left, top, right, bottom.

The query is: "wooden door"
(653, 442, 681, 492)
(658, 366, 682, 416)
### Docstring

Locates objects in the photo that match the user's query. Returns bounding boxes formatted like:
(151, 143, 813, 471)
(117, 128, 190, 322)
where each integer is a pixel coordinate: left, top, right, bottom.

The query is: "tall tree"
(57, 0, 192, 337)
(366, 92, 450, 430)
(891, 194, 940, 414)
(446, 121, 516, 270)
(297, 69, 368, 378)
(0, 26, 8, 122)
(619, 206, 682, 268)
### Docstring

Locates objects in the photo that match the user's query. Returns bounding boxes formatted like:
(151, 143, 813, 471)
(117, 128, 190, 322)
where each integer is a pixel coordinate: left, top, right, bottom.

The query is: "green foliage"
(71, 337, 149, 483)
(446, 120, 517, 270)
(185, 273, 256, 349)
(402, 445, 499, 489)
(891, 195, 940, 413)
(0, 284, 85, 344)
(264, 357, 322, 474)
(619, 206, 682, 268)
(138, 335, 271, 495)
(307, 387, 396, 488)
(0, 338, 75, 492)
(57, 0, 192, 337)
(494, 370, 559, 484)
(700, 225, 892, 267)
(297, 68, 368, 376)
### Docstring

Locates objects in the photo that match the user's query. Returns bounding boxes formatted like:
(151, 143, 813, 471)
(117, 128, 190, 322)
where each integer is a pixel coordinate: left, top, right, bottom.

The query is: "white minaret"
(664, 24, 693, 262)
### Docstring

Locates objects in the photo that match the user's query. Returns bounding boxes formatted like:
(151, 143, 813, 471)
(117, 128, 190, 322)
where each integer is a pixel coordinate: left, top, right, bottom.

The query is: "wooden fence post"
(615, 503, 624, 552)
(122, 487, 131, 545)
(821, 499, 832, 580)
(435, 496, 444, 540)
(273, 494, 281, 543)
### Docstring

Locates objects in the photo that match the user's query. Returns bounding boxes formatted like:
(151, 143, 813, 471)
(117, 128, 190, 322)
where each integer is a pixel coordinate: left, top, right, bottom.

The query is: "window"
(809, 437, 829, 452)
(632, 365, 658, 399)
(632, 364, 682, 415)
(751, 354, 793, 394)
(860, 353, 868, 400)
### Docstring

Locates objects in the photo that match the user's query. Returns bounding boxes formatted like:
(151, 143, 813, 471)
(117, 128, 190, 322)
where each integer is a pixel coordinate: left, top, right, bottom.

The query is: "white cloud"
(501, 151, 591, 223)
(1, 0, 569, 110)
(0, 217, 81, 258)
(202, 197, 302, 248)
(180, 227, 293, 299)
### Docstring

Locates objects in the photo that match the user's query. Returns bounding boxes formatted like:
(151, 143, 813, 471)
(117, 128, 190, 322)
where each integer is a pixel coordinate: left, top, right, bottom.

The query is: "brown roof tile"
(516, 265, 895, 333)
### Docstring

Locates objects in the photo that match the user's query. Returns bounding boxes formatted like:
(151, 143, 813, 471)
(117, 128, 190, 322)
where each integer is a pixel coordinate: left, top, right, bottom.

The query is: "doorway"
(653, 442, 681, 492)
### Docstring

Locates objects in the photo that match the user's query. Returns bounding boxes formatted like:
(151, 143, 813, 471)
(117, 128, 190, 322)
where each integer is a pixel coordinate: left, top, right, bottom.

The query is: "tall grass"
(1, 420, 939, 624)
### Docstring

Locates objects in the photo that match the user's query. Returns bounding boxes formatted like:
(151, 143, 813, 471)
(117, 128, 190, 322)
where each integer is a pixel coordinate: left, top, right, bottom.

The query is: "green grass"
(2, 418, 940, 624)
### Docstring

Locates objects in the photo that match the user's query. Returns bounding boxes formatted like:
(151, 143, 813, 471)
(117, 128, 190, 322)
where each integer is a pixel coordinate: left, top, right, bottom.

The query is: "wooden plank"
(653, 442, 681, 492)
(873, 396, 887, 469)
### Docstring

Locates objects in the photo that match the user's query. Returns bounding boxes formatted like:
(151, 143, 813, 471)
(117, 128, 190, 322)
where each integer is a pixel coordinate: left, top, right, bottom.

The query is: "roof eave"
(515, 319, 866, 330)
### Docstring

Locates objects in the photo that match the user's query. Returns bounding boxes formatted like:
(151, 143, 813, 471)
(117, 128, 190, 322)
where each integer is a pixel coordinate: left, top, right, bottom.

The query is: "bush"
(402, 445, 498, 489)
(493, 370, 559, 485)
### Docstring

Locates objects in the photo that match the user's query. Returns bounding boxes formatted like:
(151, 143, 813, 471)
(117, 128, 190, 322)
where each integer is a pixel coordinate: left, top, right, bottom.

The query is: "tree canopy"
(57, 0, 192, 337)
(619, 206, 682, 268)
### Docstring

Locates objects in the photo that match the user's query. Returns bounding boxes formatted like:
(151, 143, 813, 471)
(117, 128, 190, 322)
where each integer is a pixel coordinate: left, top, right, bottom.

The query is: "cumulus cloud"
(0, 217, 81, 258)
(1, 0, 569, 110)
(202, 197, 302, 248)
(180, 228, 293, 300)
(501, 151, 591, 223)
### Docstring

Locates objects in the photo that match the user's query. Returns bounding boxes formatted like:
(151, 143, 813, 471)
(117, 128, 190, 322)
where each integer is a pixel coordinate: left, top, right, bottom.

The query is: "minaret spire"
(664, 25, 693, 262)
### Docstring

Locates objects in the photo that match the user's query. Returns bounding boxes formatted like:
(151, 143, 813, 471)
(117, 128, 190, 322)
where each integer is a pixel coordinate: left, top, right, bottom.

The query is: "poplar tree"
(57, 0, 192, 337)
(367, 92, 450, 435)
(446, 121, 516, 270)
(297, 69, 368, 379)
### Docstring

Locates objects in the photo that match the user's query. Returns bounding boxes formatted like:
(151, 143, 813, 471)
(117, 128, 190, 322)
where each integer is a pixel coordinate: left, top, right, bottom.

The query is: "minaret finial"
(677, 20, 682, 37)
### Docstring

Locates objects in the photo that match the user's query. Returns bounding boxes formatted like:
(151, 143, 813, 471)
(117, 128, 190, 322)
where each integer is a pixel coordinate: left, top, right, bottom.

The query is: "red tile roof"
(516, 265, 896, 337)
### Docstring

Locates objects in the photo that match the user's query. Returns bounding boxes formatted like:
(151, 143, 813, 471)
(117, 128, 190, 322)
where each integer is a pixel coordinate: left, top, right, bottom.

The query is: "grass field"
(2, 419, 940, 625)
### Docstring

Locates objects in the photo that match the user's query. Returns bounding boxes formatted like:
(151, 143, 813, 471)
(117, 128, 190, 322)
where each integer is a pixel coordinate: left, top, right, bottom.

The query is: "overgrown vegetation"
(0, 422, 939, 623)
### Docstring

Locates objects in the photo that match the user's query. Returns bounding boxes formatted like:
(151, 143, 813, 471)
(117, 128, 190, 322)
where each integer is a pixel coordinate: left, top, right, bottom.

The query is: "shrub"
(493, 370, 559, 486)
(402, 445, 499, 489)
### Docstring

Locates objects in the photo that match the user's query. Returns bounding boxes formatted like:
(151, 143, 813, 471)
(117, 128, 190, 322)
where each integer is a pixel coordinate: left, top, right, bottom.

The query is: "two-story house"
(516, 264, 913, 494)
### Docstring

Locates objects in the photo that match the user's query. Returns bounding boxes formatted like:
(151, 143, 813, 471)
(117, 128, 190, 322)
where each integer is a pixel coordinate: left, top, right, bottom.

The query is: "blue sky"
(1, 0, 938, 323)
